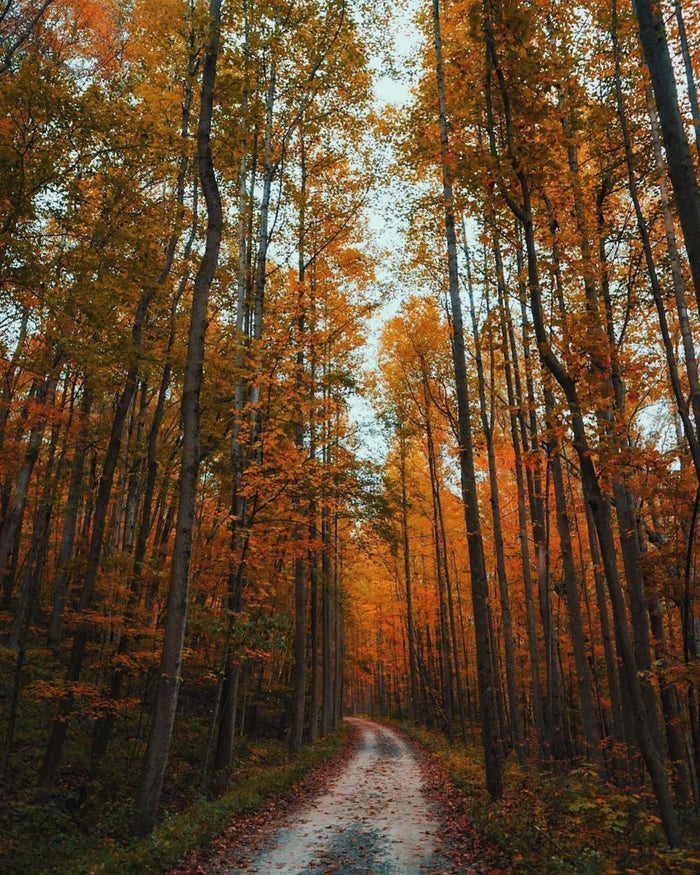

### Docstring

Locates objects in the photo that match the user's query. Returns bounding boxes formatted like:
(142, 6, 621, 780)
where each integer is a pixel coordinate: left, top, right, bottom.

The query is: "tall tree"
(131, 0, 223, 836)
(431, 0, 502, 800)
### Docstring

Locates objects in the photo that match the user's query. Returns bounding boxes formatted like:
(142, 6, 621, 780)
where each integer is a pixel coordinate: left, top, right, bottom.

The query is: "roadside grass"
(401, 723, 700, 873)
(77, 725, 348, 874)
(0, 643, 348, 875)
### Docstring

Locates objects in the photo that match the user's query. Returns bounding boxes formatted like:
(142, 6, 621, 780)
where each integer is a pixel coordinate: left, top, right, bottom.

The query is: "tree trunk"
(48, 386, 92, 647)
(290, 120, 308, 754)
(467, 236, 525, 762)
(9, 410, 62, 648)
(131, 0, 223, 835)
(516, 281, 564, 759)
(632, 0, 700, 308)
(495, 257, 547, 754)
(1, 363, 60, 606)
(424, 391, 454, 742)
(433, 0, 502, 798)
(545, 385, 601, 763)
(399, 431, 420, 722)
(674, 0, 700, 163)
(321, 491, 333, 735)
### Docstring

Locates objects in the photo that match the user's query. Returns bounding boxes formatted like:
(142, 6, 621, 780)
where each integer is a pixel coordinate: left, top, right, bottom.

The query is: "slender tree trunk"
(309, 339, 320, 741)
(290, 121, 308, 754)
(309, 515, 320, 741)
(121, 380, 149, 555)
(582, 497, 630, 758)
(216, 2, 253, 779)
(289, 447, 307, 750)
(321, 496, 333, 734)
(0, 307, 28, 460)
(424, 394, 454, 742)
(9, 411, 61, 648)
(516, 280, 564, 759)
(1, 363, 60, 606)
(632, 0, 700, 307)
(131, 0, 223, 835)
(320, 382, 334, 736)
(495, 259, 547, 754)
(433, 0, 502, 797)
(545, 385, 600, 763)
(674, 0, 700, 163)
(440, 512, 467, 744)
(467, 235, 525, 762)
(48, 386, 92, 647)
(333, 519, 343, 728)
(399, 431, 420, 722)
(453, 552, 475, 731)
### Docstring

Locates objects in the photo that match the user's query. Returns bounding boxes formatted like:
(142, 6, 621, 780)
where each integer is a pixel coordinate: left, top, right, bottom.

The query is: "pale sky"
(350, 1, 424, 463)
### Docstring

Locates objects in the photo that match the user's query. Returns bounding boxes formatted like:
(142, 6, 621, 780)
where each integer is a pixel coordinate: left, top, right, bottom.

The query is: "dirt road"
(235, 718, 446, 873)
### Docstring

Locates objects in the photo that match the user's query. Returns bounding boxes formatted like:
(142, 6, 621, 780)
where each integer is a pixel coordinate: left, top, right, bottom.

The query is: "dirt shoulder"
(399, 726, 511, 873)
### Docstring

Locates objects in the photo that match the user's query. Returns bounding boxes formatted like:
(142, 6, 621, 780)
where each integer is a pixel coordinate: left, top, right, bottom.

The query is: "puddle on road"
(302, 824, 390, 874)
(375, 736, 402, 758)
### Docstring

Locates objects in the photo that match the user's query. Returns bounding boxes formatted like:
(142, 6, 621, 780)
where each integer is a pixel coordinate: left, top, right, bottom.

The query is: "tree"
(131, 0, 223, 836)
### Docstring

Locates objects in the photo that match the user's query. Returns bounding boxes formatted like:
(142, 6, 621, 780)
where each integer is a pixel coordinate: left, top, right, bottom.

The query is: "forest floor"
(173, 718, 506, 874)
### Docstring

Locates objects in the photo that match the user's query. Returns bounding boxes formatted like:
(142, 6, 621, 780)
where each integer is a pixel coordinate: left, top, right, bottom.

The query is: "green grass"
(0, 645, 349, 874)
(0, 650, 348, 875)
(398, 723, 700, 874)
(76, 726, 348, 874)
(0, 728, 347, 875)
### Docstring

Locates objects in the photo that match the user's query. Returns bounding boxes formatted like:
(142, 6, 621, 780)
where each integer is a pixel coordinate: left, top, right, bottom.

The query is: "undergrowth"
(404, 724, 700, 874)
(0, 694, 347, 875)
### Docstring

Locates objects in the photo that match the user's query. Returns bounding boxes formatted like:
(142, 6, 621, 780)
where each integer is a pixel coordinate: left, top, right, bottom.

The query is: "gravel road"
(234, 717, 446, 873)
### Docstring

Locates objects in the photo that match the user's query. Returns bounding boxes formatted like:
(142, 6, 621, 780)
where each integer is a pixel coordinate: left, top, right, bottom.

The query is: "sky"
(348, 1, 424, 463)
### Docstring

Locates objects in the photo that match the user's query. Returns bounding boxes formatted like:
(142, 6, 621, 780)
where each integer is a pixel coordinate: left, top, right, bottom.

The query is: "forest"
(1, 0, 700, 871)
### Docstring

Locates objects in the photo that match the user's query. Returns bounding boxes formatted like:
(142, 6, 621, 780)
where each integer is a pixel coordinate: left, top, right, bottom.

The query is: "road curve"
(233, 717, 444, 874)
